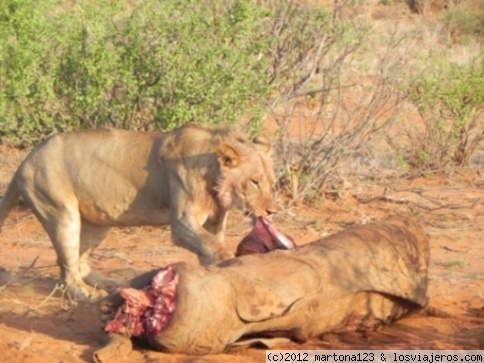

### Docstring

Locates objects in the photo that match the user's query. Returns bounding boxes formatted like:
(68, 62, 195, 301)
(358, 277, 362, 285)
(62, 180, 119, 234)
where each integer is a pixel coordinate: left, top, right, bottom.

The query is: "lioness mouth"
(104, 218, 295, 338)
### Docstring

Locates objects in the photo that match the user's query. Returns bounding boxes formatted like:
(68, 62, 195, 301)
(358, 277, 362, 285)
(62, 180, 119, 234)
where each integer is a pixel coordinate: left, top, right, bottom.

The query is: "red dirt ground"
(0, 144, 483, 363)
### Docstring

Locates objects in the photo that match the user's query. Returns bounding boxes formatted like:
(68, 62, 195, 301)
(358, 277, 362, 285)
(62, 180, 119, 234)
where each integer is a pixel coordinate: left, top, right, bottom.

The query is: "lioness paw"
(216, 249, 235, 261)
(66, 282, 108, 302)
(199, 248, 235, 265)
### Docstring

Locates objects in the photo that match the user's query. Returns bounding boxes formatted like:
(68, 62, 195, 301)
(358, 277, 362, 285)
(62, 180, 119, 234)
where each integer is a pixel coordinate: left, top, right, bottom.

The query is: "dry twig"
(0, 256, 39, 291)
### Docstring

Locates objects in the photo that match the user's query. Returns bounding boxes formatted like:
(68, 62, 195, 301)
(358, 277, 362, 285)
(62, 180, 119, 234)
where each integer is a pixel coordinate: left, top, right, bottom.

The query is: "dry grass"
(268, 0, 483, 205)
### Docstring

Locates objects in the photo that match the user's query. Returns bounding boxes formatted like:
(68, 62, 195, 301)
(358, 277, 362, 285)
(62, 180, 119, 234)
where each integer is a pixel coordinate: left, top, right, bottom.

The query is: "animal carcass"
(94, 216, 429, 362)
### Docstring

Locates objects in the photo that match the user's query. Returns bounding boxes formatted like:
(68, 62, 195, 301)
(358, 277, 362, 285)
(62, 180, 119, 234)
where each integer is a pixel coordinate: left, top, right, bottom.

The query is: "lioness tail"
(0, 178, 21, 230)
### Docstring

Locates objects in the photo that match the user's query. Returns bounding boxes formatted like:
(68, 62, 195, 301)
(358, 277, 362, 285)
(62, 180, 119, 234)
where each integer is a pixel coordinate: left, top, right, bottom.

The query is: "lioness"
(0, 124, 277, 300)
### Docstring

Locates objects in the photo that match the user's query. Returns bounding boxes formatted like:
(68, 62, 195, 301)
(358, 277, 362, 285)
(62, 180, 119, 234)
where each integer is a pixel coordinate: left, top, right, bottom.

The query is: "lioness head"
(215, 136, 277, 218)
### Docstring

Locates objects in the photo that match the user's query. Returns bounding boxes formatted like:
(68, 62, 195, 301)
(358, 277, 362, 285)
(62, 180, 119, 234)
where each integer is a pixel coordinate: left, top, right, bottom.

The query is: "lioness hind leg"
(33, 207, 106, 301)
(79, 221, 120, 293)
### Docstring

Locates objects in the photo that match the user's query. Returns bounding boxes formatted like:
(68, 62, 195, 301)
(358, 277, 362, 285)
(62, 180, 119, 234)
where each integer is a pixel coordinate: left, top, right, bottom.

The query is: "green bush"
(0, 0, 65, 145)
(443, 0, 484, 41)
(0, 0, 284, 146)
(405, 54, 484, 168)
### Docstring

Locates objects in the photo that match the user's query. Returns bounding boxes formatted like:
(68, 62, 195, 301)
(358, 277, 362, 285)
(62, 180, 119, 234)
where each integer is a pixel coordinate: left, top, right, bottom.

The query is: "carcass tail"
(0, 178, 21, 230)
(417, 305, 484, 323)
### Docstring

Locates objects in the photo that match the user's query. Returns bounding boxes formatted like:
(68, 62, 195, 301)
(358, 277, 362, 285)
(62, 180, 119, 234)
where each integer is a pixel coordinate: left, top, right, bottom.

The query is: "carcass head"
(236, 217, 296, 256)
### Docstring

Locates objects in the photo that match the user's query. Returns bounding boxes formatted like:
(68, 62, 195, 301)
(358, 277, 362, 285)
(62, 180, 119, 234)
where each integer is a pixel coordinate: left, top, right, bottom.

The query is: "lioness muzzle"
(94, 216, 429, 361)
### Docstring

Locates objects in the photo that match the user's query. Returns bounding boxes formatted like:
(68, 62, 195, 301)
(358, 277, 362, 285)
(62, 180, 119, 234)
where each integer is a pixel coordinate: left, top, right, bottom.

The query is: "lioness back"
(17, 129, 169, 226)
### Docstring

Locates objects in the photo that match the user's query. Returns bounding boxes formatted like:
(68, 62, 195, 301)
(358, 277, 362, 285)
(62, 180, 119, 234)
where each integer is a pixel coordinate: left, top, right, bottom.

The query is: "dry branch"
(0, 256, 39, 291)
(355, 186, 482, 212)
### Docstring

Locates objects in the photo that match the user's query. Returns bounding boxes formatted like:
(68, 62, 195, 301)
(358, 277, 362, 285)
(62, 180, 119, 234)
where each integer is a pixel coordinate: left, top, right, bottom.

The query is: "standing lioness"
(0, 124, 277, 300)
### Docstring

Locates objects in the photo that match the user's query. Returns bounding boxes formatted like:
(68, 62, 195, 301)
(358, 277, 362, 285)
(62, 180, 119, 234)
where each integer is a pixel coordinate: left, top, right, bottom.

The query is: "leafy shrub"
(0, 0, 66, 145)
(443, 0, 484, 42)
(0, 0, 282, 146)
(404, 54, 484, 169)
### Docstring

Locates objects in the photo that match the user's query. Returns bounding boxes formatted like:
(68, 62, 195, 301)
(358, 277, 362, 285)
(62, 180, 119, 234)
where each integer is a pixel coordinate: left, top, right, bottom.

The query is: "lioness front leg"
(171, 217, 234, 265)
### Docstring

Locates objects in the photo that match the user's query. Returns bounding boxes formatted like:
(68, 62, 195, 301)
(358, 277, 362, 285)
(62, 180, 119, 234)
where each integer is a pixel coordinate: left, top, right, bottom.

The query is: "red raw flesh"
(105, 265, 179, 338)
(236, 217, 296, 256)
(260, 217, 296, 249)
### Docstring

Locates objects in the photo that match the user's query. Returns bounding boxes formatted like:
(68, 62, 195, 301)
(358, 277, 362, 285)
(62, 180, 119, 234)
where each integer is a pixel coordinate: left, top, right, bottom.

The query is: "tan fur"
(0, 124, 277, 300)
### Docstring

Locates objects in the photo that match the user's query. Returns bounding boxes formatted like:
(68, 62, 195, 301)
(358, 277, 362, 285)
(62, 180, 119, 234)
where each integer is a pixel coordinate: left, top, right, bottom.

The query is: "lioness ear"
(253, 136, 273, 155)
(217, 144, 240, 168)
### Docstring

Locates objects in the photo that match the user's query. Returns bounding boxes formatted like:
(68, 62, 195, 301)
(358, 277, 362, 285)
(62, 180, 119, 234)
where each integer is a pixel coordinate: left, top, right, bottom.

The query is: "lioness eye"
(250, 179, 260, 188)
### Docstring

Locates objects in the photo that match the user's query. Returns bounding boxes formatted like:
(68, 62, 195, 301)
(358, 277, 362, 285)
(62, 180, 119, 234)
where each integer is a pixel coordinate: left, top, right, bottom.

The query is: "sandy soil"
(0, 144, 483, 363)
